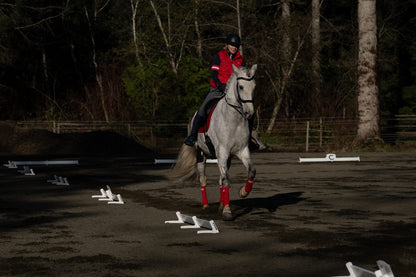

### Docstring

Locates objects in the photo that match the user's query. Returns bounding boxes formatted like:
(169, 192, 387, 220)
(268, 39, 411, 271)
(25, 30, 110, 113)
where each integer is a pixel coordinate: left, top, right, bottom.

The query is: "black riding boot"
(184, 114, 205, 146)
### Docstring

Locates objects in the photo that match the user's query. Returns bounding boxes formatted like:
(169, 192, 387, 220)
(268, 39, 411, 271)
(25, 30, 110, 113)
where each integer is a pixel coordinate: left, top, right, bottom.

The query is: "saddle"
(197, 104, 217, 133)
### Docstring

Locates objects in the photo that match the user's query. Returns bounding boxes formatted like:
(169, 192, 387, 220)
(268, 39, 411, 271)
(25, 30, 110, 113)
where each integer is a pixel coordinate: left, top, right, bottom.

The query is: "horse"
(168, 64, 258, 221)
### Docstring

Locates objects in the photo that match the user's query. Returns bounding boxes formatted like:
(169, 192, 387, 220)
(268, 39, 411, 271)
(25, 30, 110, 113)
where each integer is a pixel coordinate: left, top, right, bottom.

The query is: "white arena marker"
(5, 160, 79, 167)
(332, 260, 394, 277)
(154, 159, 218, 164)
(165, 211, 219, 234)
(92, 188, 107, 198)
(299, 153, 360, 163)
(154, 159, 177, 164)
(108, 194, 124, 204)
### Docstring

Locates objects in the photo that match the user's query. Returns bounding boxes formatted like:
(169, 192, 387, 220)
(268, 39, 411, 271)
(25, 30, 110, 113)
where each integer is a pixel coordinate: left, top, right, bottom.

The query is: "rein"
(225, 75, 255, 118)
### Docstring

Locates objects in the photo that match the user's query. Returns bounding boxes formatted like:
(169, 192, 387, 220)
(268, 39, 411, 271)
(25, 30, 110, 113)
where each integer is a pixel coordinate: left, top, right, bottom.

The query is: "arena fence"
(15, 115, 416, 153)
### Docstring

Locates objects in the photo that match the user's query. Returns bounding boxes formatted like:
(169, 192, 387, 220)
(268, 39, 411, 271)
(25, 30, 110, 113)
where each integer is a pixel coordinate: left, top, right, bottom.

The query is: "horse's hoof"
(239, 186, 249, 198)
(202, 204, 209, 210)
(222, 205, 233, 221)
(218, 202, 224, 213)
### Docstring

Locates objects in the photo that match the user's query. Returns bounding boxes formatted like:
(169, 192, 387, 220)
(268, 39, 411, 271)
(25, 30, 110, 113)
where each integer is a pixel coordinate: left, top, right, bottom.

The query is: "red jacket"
(210, 49, 245, 91)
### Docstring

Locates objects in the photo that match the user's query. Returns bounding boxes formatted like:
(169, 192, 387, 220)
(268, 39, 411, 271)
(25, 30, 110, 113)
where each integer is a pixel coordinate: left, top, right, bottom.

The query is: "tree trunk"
(149, 0, 178, 75)
(356, 0, 380, 143)
(282, 0, 291, 117)
(130, 0, 142, 66)
(194, 0, 202, 59)
(85, 6, 109, 122)
(236, 0, 243, 56)
(311, 0, 321, 112)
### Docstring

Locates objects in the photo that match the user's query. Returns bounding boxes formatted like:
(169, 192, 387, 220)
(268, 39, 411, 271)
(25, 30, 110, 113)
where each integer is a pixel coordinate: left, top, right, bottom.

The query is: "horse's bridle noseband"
(225, 75, 255, 118)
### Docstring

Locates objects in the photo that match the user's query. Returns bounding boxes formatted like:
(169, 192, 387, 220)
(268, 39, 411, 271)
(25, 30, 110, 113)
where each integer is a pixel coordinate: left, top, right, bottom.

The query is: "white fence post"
(306, 120, 309, 152)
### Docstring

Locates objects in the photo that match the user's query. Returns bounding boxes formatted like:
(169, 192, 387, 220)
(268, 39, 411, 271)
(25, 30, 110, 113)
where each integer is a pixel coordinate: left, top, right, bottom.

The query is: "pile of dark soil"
(0, 121, 156, 158)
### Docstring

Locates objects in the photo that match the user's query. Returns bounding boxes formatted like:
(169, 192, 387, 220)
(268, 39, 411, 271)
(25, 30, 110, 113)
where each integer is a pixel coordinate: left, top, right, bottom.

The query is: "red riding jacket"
(210, 49, 245, 91)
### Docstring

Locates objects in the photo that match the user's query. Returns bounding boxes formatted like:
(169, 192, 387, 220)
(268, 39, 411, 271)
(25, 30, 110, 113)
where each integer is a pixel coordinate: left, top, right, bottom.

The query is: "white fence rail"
(14, 116, 416, 152)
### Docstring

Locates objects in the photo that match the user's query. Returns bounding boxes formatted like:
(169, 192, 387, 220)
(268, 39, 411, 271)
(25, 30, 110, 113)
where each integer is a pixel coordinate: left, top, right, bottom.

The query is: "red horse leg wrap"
(222, 187, 230, 206)
(219, 184, 223, 204)
(201, 186, 208, 206)
(245, 178, 254, 193)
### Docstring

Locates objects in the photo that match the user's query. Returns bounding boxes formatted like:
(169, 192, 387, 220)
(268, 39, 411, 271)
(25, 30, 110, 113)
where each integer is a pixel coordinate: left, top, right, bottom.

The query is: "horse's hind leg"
(237, 148, 256, 198)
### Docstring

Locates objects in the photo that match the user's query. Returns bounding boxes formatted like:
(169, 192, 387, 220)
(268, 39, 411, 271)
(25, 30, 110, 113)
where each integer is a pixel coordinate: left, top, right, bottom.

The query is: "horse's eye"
(239, 85, 244, 90)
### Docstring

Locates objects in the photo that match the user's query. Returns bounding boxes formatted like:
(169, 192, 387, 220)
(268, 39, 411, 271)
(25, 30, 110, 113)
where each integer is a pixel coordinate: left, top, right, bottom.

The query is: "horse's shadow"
(229, 191, 305, 220)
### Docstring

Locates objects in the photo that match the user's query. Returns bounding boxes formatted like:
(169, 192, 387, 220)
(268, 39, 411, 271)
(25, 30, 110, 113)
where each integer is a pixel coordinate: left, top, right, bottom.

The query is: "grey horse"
(169, 64, 258, 221)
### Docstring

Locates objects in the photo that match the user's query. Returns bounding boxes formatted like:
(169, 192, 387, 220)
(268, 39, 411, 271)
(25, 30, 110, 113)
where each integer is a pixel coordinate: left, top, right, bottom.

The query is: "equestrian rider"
(185, 33, 257, 148)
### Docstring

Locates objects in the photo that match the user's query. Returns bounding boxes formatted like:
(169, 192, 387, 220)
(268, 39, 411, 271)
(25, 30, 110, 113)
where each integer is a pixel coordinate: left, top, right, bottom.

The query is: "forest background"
(0, 0, 415, 144)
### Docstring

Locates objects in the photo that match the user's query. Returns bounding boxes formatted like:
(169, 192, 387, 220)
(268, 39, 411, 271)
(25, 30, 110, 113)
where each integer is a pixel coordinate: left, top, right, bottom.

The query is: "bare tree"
(311, 0, 321, 111)
(355, 0, 380, 143)
(194, 0, 202, 59)
(84, 0, 111, 122)
(130, 0, 142, 66)
(149, 0, 189, 75)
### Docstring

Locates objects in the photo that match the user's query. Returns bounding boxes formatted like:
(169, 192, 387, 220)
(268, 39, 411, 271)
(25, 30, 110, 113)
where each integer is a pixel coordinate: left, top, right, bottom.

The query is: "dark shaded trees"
(0, 0, 415, 126)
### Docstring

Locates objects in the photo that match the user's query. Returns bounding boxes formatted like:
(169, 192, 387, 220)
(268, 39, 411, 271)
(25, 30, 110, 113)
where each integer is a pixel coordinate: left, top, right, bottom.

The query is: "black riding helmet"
(226, 33, 241, 48)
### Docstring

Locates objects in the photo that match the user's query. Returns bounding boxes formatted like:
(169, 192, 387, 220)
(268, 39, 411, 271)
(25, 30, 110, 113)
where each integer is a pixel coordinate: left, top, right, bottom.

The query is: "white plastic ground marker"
(18, 166, 35, 175)
(92, 186, 124, 204)
(92, 188, 107, 198)
(108, 194, 125, 204)
(4, 160, 79, 167)
(47, 175, 69, 186)
(154, 159, 218, 164)
(299, 153, 360, 163)
(165, 211, 219, 234)
(332, 260, 394, 277)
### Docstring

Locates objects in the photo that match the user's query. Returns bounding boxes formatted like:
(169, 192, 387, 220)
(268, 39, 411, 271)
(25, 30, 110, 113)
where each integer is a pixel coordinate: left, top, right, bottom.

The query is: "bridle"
(225, 75, 255, 118)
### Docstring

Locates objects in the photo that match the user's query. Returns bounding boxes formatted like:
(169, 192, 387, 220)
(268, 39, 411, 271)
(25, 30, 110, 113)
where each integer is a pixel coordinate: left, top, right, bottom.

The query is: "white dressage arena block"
(93, 185, 124, 204)
(47, 175, 69, 186)
(333, 260, 394, 277)
(4, 160, 79, 168)
(165, 211, 219, 234)
(108, 194, 124, 204)
(299, 153, 360, 163)
(92, 188, 107, 198)
(154, 159, 218, 164)
(18, 166, 35, 175)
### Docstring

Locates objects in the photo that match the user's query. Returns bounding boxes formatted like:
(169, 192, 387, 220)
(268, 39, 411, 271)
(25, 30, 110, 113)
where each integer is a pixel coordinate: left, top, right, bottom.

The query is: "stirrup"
(249, 137, 260, 151)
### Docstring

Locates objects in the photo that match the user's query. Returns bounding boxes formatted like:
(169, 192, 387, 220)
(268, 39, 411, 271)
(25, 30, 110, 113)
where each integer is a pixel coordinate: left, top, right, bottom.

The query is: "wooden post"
(306, 121, 309, 152)
(319, 117, 323, 147)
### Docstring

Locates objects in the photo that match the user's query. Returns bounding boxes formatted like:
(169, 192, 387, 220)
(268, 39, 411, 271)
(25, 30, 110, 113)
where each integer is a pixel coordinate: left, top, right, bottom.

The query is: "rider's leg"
(184, 113, 204, 146)
(184, 87, 224, 146)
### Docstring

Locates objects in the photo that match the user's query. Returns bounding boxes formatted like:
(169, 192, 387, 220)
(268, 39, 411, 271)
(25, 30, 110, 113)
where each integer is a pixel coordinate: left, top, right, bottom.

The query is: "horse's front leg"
(196, 149, 208, 209)
(237, 147, 256, 198)
(217, 153, 233, 221)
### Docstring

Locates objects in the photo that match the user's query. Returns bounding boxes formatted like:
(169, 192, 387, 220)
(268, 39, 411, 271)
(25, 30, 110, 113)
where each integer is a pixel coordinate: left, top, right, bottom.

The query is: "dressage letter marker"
(299, 153, 360, 163)
(165, 211, 219, 234)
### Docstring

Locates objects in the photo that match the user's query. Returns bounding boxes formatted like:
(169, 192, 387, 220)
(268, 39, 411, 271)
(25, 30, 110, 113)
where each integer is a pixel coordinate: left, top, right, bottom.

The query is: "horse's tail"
(167, 144, 197, 182)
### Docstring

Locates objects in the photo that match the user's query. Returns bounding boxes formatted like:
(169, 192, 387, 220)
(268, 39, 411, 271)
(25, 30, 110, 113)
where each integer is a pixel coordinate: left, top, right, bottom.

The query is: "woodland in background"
(0, 0, 415, 129)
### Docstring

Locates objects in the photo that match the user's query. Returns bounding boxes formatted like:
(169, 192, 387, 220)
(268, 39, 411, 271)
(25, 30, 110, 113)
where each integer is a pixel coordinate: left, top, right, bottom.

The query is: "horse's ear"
(250, 64, 258, 76)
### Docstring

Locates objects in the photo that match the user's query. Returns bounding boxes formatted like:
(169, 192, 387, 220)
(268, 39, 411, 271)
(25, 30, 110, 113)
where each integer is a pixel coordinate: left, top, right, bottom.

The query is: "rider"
(184, 33, 258, 149)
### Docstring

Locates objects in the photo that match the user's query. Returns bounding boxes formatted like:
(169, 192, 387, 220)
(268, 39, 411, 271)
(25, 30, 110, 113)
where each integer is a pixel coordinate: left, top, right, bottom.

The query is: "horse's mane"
(224, 65, 250, 96)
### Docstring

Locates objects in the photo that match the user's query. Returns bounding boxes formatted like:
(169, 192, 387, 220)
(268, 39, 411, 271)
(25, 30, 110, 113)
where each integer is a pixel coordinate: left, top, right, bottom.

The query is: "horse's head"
(229, 64, 257, 119)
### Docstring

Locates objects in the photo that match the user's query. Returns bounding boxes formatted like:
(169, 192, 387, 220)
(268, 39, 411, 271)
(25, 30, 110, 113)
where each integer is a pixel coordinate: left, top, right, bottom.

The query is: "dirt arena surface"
(0, 150, 415, 276)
